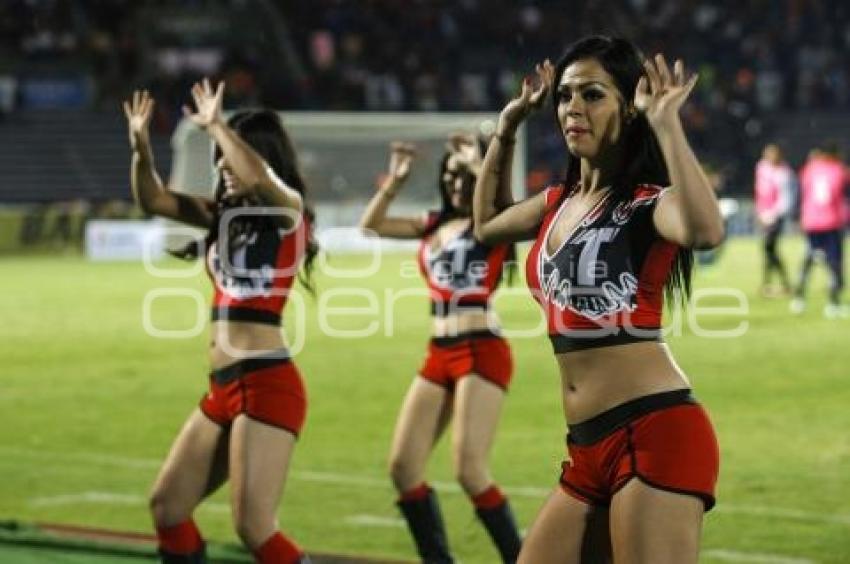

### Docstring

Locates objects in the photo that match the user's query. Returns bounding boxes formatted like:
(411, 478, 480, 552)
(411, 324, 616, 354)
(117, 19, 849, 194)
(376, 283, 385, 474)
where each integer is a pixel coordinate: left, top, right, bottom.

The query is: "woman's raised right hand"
(386, 142, 416, 185)
(497, 60, 553, 135)
(122, 90, 154, 154)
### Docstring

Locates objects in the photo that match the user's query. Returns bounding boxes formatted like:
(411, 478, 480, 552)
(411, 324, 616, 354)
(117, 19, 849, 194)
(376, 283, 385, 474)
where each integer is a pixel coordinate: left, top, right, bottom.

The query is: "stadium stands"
(1, 1, 849, 198)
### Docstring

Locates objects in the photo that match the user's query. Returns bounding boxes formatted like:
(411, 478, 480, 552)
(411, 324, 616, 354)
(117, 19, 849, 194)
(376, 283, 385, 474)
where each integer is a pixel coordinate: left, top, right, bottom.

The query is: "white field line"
(703, 549, 816, 564)
(5, 447, 850, 528)
(0, 446, 160, 470)
(716, 504, 850, 526)
(294, 470, 549, 498)
(344, 515, 405, 528)
(343, 514, 530, 538)
(30, 492, 144, 507)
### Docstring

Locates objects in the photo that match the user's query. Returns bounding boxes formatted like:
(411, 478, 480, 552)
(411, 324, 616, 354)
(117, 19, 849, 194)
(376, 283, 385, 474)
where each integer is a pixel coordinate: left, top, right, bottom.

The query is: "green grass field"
(1, 237, 848, 563)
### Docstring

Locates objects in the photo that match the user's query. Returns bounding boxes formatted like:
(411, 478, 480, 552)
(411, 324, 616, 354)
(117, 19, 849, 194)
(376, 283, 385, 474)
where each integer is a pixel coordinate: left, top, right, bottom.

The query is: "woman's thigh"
(388, 376, 452, 490)
(610, 478, 703, 564)
(150, 408, 229, 524)
(228, 414, 297, 528)
(518, 487, 601, 564)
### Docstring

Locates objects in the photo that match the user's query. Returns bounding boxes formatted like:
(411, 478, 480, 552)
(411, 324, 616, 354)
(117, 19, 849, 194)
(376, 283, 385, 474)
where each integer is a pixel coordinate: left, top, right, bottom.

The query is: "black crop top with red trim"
(525, 184, 679, 352)
(417, 212, 509, 316)
(206, 215, 308, 325)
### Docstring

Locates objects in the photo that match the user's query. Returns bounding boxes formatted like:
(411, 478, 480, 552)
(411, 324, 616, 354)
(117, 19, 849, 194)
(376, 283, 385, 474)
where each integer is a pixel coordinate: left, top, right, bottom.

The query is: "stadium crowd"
(2, 0, 849, 188)
(3, 1, 849, 112)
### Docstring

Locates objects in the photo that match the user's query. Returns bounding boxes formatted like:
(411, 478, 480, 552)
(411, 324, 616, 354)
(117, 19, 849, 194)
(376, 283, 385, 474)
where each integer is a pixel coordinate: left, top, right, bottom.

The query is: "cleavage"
(545, 190, 609, 257)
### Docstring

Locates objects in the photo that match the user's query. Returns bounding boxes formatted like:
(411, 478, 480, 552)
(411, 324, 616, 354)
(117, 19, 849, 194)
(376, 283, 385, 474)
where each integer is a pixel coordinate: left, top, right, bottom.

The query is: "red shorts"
(199, 352, 307, 436)
(418, 330, 513, 391)
(559, 389, 719, 510)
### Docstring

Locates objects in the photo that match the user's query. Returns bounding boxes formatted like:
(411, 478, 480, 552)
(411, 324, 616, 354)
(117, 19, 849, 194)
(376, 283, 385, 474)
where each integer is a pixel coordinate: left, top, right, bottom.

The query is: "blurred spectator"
(19, 204, 47, 246)
(16, 198, 133, 250)
(47, 200, 75, 245)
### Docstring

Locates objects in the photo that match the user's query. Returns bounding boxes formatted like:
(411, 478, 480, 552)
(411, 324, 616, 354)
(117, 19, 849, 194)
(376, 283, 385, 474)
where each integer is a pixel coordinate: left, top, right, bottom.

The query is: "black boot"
(158, 544, 207, 563)
(476, 500, 522, 563)
(396, 488, 454, 563)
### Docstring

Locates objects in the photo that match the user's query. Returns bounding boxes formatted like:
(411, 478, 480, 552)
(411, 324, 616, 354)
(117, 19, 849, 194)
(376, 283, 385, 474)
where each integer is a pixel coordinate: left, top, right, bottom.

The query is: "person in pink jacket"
(791, 142, 849, 318)
(754, 144, 793, 296)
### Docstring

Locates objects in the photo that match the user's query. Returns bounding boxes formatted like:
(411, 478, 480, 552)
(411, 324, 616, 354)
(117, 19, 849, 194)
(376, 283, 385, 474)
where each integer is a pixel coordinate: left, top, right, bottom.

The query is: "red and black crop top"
(418, 212, 509, 316)
(206, 214, 309, 325)
(525, 184, 679, 352)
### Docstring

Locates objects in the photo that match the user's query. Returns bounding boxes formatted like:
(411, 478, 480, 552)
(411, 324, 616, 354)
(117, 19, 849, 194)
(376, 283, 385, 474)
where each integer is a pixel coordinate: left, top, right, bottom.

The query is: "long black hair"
(551, 35, 692, 303)
(424, 150, 475, 233)
(174, 109, 318, 293)
(427, 144, 518, 283)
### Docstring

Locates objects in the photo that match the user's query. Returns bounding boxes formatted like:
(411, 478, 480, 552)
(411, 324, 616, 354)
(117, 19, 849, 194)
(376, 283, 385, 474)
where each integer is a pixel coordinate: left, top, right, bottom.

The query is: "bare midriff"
(556, 341, 691, 424)
(431, 310, 500, 338)
(208, 320, 288, 370)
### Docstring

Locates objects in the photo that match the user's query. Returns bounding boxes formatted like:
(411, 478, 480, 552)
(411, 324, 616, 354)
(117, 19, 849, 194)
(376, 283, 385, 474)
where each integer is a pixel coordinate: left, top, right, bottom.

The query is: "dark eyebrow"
(557, 81, 610, 92)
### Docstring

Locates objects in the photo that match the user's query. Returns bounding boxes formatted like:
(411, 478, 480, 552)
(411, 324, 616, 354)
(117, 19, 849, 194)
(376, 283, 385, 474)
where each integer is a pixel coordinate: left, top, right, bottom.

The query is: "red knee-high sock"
(398, 482, 431, 503)
(254, 531, 303, 564)
(471, 484, 506, 510)
(156, 519, 204, 554)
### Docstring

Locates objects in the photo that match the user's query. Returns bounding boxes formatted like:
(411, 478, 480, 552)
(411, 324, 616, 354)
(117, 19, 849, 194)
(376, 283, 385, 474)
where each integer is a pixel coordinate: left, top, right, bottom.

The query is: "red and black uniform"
(527, 184, 719, 509)
(526, 183, 678, 351)
(399, 212, 522, 563)
(199, 216, 309, 436)
(416, 212, 513, 390)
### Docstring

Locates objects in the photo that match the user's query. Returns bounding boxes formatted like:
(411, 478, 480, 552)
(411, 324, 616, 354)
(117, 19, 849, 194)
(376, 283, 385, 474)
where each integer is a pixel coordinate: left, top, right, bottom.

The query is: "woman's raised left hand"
(634, 54, 698, 130)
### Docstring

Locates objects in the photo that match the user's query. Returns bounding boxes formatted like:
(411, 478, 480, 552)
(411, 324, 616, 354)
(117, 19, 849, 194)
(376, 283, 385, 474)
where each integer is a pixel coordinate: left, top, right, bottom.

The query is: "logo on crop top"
(428, 237, 489, 290)
(541, 268, 639, 319)
(209, 238, 276, 298)
(539, 226, 638, 319)
(611, 190, 660, 225)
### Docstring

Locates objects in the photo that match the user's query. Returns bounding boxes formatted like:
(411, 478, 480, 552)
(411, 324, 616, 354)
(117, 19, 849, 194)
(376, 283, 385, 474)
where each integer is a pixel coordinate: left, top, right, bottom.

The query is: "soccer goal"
(169, 112, 527, 252)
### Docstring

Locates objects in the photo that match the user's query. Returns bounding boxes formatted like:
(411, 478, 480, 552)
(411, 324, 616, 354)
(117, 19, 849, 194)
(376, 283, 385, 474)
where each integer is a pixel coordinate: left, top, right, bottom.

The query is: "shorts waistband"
(567, 389, 695, 446)
(431, 300, 490, 317)
(431, 329, 501, 348)
(211, 306, 281, 326)
(550, 328, 661, 353)
(211, 349, 291, 385)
